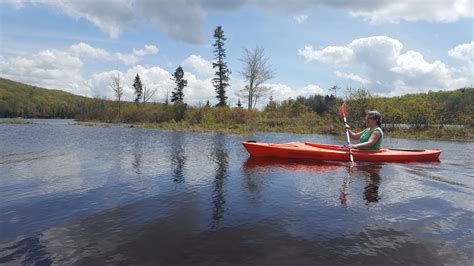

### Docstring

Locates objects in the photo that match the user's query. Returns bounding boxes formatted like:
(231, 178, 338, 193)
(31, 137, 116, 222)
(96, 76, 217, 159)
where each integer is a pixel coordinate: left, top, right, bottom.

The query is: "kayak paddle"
(339, 101, 357, 167)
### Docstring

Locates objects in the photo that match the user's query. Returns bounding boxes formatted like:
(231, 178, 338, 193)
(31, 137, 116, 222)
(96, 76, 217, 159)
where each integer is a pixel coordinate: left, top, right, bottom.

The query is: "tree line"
(1, 76, 472, 131)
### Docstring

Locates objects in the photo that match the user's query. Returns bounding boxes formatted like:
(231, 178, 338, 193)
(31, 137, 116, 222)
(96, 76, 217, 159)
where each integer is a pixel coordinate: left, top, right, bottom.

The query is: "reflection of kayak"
(243, 156, 345, 172)
(242, 141, 441, 162)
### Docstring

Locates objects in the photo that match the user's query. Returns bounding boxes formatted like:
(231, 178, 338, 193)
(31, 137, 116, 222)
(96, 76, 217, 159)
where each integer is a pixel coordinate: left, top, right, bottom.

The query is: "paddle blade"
(339, 101, 347, 119)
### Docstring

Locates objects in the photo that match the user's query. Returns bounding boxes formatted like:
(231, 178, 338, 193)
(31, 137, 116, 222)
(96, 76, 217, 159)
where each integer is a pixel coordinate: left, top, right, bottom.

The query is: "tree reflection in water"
(210, 135, 229, 227)
(170, 133, 186, 183)
(132, 153, 143, 175)
(130, 130, 146, 175)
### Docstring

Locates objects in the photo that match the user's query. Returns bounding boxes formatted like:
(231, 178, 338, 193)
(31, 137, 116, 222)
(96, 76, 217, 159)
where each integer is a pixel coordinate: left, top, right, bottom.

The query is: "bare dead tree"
(239, 46, 274, 109)
(252, 85, 272, 109)
(142, 85, 157, 106)
(110, 72, 124, 119)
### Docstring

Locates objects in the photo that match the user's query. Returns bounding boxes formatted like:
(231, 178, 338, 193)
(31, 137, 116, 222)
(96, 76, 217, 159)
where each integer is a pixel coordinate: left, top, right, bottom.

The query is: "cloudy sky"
(0, 0, 472, 106)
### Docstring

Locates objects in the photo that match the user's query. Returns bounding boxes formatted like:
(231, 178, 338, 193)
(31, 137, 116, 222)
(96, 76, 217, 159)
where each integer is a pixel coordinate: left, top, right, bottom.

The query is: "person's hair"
(366, 110, 382, 127)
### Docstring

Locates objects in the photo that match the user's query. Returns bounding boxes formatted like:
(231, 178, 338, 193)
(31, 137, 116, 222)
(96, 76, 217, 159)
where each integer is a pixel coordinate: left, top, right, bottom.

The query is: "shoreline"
(2, 118, 472, 141)
(81, 120, 474, 142)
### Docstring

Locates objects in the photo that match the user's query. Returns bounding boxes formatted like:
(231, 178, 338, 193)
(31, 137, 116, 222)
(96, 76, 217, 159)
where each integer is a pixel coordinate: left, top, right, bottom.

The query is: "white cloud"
(299, 36, 471, 94)
(69, 43, 158, 65)
(262, 83, 292, 105)
(89, 65, 174, 101)
(299, 36, 403, 68)
(448, 41, 474, 88)
(133, 45, 159, 56)
(299, 45, 354, 66)
(0, 41, 220, 103)
(449, 41, 474, 64)
(0, 49, 90, 95)
(89, 65, 219, 105)
(0, 42, 164, 98)
(43, 0, 134, 39)
(88, 70, 120, 99)
(266, 83, 324, 102)
(293, 14, 308, 24)
(334, 71, 370, 84)
(183, 72, 214, 105)
(182, 55, 214, 77)
(348, 36, 403, 69)
(114, 53, 139, 66)
(349, 0, 473, 24)
(70, 42, 111, 59)
(7, 1, 471, 43)
(301, 84, 324, 95)
(231, 81, 326, 108)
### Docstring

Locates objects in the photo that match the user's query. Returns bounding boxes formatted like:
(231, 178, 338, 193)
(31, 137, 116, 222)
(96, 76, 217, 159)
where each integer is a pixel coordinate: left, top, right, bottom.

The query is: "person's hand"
(344, 124, 351, 130)
(348, 144, 357, 149)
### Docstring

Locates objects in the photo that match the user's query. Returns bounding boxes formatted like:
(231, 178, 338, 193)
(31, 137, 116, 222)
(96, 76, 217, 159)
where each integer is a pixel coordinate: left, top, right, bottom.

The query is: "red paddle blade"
(339, 101, 347, 119)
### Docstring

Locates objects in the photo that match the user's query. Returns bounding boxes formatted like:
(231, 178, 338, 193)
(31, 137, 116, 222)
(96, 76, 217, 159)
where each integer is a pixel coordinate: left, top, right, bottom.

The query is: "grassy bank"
(107, 119, 472, 141)
(385, 127, 474, 141)
(74, 102, 473, 141)
(0, 118, 31, 124)
(74, 122, 112, 128)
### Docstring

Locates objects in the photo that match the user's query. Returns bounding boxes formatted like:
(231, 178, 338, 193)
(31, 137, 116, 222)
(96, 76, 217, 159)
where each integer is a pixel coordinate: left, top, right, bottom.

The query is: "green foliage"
(295, 94, 336, 114)
(133, 74, 143, 106)
(278, 98, 312, 118)
(212, 26, 231, 107)
(0, 77, 108, 118)
(171, 102, 187, 121)
(0, 77, 472, 140)
(344, 88, 376, 128)
(264, 96, 278, 112)
(171, 66, 187, 103)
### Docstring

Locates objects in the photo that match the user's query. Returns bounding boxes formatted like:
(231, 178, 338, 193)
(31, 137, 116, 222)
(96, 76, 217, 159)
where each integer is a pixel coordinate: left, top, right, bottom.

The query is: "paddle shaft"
(343, 116, 355, 165)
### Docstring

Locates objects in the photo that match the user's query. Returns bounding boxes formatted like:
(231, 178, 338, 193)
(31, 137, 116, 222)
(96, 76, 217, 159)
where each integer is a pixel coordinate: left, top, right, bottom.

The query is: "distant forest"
(0, 77, 472, 130)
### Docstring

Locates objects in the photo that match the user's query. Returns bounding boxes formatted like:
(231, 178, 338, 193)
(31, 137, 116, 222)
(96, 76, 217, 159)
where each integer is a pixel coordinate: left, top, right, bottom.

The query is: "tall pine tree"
(212, 26, 231, 107)
(133, 74, 143, 107)
(171, 66, 187, 103)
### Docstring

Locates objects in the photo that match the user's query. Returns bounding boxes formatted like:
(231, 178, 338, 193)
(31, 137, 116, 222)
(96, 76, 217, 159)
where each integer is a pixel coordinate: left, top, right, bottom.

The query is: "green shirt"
(359, 127, 383, 150)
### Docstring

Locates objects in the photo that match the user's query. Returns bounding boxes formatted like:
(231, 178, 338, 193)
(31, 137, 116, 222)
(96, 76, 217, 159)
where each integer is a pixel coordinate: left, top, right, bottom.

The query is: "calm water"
(1, 120, 473, 265)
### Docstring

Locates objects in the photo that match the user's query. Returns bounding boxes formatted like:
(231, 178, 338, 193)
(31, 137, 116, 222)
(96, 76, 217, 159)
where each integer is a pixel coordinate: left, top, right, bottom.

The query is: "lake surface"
(1, 119, 473, 265)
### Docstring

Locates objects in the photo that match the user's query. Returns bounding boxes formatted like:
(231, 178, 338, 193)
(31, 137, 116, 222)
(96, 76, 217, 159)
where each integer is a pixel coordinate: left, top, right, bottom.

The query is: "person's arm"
(344, 124, 365, 140)
(350, 130, 381, 149)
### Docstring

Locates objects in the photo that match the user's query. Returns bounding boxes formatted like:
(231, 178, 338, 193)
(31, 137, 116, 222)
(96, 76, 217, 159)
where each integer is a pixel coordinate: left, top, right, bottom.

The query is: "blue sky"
(0, 0, 472, 106)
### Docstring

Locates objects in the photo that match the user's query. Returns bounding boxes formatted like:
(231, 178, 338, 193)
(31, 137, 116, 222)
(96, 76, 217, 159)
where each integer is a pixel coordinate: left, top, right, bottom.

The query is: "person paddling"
(344, 111, 383, 150)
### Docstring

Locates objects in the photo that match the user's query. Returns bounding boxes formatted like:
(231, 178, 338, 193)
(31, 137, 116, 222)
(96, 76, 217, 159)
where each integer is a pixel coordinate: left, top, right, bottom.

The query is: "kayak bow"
(242, 141, 441, 162)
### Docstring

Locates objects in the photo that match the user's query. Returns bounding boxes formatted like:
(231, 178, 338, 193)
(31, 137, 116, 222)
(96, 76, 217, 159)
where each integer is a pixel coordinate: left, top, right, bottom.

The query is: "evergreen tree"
(170, 66, 187, 103)
(212, 26, 231, 107)
(237, 99, 242, 108)
(205, 100, 211, 108)
(132, 74, 143, 107)
(265, 95, 278, 112)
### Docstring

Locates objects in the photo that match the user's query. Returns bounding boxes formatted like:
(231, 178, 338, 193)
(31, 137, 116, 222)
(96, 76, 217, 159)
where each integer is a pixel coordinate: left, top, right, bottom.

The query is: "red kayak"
(242, 141, 441, 162)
